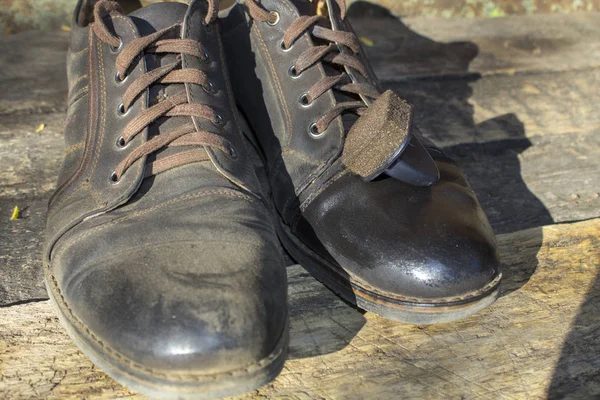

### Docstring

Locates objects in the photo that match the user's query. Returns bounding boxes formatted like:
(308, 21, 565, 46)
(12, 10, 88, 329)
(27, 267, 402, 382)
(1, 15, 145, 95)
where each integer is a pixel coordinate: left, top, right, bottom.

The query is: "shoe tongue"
(127, 2, 199, 170)
(128, 2, 189, 34)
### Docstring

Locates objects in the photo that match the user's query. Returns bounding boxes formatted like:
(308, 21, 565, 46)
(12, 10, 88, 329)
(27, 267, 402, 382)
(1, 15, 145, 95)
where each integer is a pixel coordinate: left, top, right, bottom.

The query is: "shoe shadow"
(547, 273, 600, 399)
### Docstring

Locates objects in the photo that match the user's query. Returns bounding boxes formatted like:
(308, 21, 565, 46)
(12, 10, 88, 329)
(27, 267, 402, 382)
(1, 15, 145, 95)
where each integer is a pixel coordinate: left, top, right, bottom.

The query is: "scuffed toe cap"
(51, 241, 287, 373)
(48, 192, 287, 375)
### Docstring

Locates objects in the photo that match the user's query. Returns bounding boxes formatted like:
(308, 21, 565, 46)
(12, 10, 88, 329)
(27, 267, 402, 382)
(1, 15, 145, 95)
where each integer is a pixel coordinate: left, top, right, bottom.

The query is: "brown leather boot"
(222, 0, 501, 324)
(44, 1, 287, 398)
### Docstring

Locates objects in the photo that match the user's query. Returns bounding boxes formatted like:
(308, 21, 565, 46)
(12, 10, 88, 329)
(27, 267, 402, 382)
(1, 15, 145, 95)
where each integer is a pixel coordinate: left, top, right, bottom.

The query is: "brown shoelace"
(92, 0, 229, 182)
(244, 0, 381, 135)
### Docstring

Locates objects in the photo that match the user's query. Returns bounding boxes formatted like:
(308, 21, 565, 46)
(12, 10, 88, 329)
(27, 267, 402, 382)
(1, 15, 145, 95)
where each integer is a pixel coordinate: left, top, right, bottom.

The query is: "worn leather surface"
(223, 0, 500, 302)
(46, 0, 286, 375)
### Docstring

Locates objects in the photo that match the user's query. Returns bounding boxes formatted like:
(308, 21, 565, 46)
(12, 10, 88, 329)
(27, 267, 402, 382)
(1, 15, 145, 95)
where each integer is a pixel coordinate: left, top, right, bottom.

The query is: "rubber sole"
(45, 275, 288, 400)
(276, 219, 502, 324)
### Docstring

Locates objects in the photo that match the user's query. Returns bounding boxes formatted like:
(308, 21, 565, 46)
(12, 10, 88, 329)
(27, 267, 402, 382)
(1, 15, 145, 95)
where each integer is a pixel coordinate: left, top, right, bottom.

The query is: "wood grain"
(1, 218, 599, 399)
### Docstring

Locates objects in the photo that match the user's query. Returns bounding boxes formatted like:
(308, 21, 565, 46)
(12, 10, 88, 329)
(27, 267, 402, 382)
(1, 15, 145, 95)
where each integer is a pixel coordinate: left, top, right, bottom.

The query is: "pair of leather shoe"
(45, 0, 501, 398)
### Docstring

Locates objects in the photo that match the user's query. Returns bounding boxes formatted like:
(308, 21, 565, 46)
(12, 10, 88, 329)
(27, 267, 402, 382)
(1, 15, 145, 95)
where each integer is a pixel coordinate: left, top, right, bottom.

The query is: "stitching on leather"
(49, 17, 144, 221)
(282, 220, 503, 304)
(63, 142, 85, 156)
(88, 15, 140, 189)
(68, 74, 89, 93)
(70, 47, 89, 57)
(87, 26, 108, 199)
(52, 188, 256, 260)
(47, 29, 97, 214)
(355, 273, 503, 304)
(67, 86, 89, 106)
(299, 168, 348, 213)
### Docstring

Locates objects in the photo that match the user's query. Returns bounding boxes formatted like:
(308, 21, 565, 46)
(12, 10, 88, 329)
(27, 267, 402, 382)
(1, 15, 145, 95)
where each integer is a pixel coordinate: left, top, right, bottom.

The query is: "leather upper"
(46, 0, 287, 376)
(223, 0, 500, 301)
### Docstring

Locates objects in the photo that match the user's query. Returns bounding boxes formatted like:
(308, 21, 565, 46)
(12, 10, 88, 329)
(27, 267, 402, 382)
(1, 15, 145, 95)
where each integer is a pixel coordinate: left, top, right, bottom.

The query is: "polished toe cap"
(300, 160, 500, 301)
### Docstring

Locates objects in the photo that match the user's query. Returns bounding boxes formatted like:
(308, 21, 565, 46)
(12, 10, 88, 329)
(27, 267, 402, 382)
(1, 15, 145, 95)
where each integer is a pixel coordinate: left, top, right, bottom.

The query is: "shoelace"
(244, 0, 381, 135)
(92, 0, 229, 183)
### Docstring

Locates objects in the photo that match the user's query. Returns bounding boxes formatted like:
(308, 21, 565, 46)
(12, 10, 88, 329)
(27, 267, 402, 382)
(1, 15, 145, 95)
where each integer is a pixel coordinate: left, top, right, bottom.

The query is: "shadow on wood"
(549, 268, 600, 399)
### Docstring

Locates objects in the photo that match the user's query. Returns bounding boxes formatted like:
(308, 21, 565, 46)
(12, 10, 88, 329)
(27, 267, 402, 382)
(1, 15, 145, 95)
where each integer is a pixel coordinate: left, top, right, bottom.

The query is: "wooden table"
(1, 8, 599, 399)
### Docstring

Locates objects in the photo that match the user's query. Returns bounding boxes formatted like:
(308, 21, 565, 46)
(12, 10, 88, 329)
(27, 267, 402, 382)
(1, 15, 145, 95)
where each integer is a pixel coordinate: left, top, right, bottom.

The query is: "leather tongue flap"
(342, 90, 440, 186)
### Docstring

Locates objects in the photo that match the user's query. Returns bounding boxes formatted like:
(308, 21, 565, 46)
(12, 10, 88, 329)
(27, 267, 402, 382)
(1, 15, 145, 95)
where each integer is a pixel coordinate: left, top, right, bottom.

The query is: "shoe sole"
(276, 219, 502, 324)
(45, 272, 288, 400)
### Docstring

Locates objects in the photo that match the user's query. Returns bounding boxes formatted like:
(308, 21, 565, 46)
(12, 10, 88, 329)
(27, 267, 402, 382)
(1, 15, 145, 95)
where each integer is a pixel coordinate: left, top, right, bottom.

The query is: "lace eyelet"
(115, 71, 127, 85)
(109, 171, 121, 184)
(279, 40, 293, 52)
(267, 11, 280, 26)
(288, 65, 302, 79)
(110, 37, 123, 54)
(215, 114, 224, 126)
(309, 123, 325, 138)
(116, 136, 128, 149)
(201, 50, 210, 64)
(203, 81, 217, 94)
(228, 145, 238, 159)
(203, 21, 212, 32)
(299, 93, 312, 107)
(117, 103, 130, 117)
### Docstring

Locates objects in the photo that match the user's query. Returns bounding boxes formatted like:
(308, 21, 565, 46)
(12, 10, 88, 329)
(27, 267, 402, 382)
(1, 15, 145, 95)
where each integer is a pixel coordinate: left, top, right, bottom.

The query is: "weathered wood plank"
(0, 112, 66, 305)
(1, 218, 599, 399)
(351, 10, 600, 80)
(0, 112, 65, 198)
(0, 31, 68, 115)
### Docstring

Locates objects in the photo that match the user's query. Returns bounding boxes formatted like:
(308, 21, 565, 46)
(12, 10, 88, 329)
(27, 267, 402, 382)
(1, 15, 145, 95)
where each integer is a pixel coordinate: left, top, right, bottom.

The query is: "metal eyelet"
(215, 114, 224, 126)
(203, 81, 217, 94)
(116, 136, 128, 149)
(267, 11, 280, 26)
(299, 93, 312, 108)
(201, 50, 210, 64)
(109, 171, 121, 184)
(309, 123, 325, 138)
(117, 103, 129, 117)
(110, 37, 123, 53)
(288, 65, 301, 79)
(279, 40, 293, 52)
(228, 145, 237, 159)
(202, 21, 212, 32)
(115, 71, 127, 85)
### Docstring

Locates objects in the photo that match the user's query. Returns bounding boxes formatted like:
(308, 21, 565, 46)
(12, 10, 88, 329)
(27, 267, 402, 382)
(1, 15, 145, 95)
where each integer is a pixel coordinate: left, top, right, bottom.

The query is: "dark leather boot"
(44, 1, 288, 398)
(222, 0, 501, 324)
